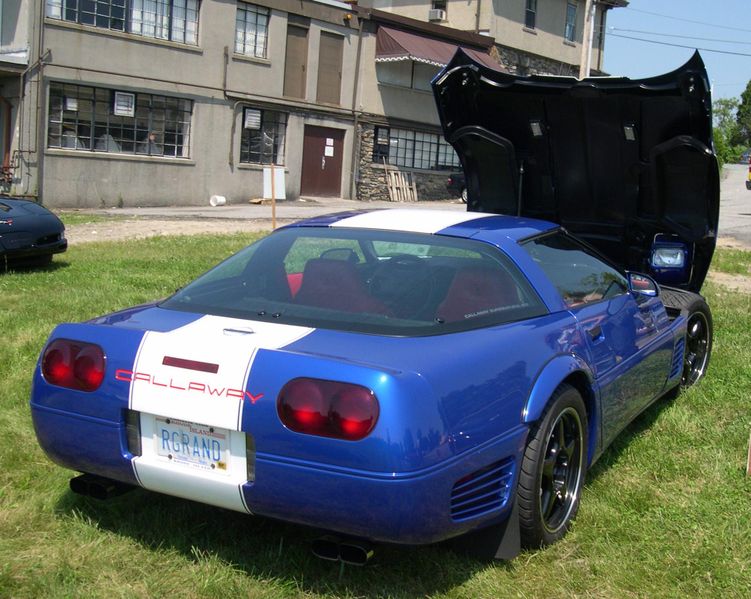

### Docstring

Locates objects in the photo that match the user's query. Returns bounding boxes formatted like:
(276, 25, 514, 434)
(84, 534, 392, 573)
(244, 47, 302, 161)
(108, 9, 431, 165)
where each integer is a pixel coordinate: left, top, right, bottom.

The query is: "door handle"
(321, 156, 326, 170)
(587, 325, 603, 341)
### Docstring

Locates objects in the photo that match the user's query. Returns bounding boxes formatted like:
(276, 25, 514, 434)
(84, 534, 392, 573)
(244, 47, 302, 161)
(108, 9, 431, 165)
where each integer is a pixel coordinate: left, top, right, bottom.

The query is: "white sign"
(263, 167, 286, 200)
(244, 108, 261, 130)
(324, 146, 334, 157)
(113, 92, 135, 117)
(325, 137, 334, 146)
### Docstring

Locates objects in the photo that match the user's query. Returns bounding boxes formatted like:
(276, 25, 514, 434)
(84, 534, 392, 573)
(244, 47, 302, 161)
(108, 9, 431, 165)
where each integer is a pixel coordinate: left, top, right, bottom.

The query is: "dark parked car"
(0, 197, 67, 267)
(446, 172, 467, 202)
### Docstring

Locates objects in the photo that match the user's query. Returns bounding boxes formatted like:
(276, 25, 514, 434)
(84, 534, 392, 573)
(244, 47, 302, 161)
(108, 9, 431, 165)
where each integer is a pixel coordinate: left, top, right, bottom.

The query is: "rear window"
(161, 227, 547, 336)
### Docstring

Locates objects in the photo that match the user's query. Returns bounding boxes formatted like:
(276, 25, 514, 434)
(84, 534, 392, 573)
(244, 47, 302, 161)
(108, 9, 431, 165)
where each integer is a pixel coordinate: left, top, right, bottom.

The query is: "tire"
(661, 288, 713, 387)
(680, 298, 713, 386)
(517, 384, 588, 548)
(460, 187, 468, 203)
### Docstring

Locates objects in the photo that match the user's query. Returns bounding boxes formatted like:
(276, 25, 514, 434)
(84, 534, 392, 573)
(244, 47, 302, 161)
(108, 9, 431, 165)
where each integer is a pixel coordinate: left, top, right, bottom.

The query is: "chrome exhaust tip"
(69, 474, 132, 500)
(311, 535, 375, 566)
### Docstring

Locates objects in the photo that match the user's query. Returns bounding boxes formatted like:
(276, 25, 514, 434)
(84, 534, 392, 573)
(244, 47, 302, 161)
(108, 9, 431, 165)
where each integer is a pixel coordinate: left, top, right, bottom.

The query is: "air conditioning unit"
(428, 8, 446, 21)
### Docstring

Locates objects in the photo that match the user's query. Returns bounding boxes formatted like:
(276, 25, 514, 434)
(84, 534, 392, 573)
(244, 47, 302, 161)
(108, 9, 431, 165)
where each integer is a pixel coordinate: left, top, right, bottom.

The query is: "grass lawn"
(1, 235, 751, 598)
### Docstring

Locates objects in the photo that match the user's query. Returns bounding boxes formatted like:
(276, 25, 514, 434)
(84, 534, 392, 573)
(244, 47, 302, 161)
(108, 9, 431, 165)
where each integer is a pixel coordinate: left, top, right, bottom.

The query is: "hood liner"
(433, 51, 719, 292)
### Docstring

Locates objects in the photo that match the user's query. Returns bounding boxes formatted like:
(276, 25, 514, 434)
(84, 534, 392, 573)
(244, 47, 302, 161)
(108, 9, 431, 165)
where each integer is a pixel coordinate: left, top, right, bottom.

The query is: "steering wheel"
(368, 254, 434, 319)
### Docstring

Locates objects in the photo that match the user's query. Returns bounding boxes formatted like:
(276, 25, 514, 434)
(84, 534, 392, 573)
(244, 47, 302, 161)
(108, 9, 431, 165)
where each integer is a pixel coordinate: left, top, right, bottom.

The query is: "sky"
(602, 0, 751, 101)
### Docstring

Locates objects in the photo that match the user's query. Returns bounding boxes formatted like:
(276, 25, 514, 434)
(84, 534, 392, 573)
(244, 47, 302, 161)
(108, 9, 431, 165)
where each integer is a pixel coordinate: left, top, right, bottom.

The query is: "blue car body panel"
(30, 210, 687, 546)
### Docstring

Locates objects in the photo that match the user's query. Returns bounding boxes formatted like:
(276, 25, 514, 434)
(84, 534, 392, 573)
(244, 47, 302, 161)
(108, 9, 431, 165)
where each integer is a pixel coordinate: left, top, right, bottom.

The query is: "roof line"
(358, 7, 496, 50)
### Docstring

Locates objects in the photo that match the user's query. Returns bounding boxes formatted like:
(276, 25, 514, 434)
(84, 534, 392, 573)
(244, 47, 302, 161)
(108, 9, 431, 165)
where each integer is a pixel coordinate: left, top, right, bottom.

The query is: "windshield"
(160, 226, 546, 336)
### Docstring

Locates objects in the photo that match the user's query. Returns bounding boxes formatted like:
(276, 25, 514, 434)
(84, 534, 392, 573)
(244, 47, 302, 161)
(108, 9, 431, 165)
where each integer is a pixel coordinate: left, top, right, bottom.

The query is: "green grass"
(711, 247, 751, 276)
(57, 211, 127, 226)
(2, 241, 751, 598)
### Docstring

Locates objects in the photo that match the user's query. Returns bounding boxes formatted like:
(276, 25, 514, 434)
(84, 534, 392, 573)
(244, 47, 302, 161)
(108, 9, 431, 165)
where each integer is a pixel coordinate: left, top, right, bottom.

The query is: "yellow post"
(270, 166, 277, 230)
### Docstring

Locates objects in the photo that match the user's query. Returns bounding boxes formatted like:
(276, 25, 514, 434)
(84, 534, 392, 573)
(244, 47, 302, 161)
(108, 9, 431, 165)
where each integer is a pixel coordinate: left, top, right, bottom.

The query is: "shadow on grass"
(54, 487, 499, 597)
(586, 388, 677, 483)
(48, 391, 686, 596)
(2, 257, 70, 275)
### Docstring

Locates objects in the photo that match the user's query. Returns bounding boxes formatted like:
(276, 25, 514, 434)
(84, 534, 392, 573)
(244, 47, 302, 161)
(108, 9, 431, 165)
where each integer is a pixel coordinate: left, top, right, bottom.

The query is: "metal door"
(300, 125, 344, 197)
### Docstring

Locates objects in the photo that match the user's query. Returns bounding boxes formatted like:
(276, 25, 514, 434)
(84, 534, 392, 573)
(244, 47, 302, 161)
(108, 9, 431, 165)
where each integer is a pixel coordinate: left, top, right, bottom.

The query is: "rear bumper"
(31, 401, 526, 545)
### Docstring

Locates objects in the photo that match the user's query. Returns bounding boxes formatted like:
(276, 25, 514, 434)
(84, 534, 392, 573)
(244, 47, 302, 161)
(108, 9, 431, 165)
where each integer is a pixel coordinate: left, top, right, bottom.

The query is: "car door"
(522, 232, 672, 443)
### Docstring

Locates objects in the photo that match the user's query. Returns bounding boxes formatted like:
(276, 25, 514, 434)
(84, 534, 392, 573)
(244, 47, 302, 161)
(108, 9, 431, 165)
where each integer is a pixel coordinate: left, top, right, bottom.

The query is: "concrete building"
(0, 0, 624, 207)
(366, 0, 628, 76)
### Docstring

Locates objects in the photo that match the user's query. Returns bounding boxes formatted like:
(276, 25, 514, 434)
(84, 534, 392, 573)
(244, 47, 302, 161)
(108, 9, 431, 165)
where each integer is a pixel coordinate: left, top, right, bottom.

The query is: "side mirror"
(628, 272, 659, 297)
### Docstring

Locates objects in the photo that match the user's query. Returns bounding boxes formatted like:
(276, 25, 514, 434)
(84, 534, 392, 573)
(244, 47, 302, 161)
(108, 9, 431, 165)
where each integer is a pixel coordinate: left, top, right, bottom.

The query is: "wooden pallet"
(383, 159, 418, 202)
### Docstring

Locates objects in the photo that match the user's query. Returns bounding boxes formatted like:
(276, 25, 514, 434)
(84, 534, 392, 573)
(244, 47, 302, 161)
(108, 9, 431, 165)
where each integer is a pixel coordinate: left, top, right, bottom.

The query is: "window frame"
(239, 107, 288, 166)
(47, 81, 193, 158)
(564, 1, 578, 43)
(525, 0, 537, 29)
(234, 1, 269, 59)
(45, 0, 200, 45)
(521, 230, 629, 308)
(372, 126, 460, 171)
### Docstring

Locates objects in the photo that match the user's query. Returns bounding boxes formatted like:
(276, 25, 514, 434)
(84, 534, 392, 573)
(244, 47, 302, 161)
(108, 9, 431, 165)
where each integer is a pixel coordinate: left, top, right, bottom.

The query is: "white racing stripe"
(331, 209, 492, 234)
(129, 315, 313, 513)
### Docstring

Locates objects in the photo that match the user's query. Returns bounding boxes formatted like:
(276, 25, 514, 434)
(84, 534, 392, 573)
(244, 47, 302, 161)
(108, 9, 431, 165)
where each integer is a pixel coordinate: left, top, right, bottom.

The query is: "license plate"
(155, 417, 230, 473)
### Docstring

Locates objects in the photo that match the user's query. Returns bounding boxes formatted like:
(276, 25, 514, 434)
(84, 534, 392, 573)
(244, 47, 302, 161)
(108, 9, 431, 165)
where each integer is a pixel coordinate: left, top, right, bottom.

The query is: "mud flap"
(448, 500, 520, 561)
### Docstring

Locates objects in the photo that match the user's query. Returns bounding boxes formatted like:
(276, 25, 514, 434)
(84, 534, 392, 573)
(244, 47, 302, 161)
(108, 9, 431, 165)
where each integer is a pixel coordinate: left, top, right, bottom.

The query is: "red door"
(300, 125, 344, 197)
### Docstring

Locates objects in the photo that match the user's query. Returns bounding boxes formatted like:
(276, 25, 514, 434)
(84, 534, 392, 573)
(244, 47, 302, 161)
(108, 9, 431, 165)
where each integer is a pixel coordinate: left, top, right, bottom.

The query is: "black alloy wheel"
(682, 309, 711, 386)
(517, 384, 588, 547)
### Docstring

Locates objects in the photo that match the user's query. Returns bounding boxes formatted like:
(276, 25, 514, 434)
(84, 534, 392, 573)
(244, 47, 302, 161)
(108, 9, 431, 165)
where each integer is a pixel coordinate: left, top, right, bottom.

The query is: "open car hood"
(433, 51, 719, 292)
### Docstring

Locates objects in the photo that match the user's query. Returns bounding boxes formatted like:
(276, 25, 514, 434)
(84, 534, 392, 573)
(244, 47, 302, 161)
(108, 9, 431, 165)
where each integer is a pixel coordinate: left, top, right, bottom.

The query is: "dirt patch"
(716, 237, 751, 250)
(707, 271, 751, 293)
(65, 218, 281, 244)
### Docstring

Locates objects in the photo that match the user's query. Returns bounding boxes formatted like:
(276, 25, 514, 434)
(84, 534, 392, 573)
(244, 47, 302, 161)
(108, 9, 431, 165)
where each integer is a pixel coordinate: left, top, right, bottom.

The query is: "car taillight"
(42, 339, 106, 392)
(277, 377, 379, 441)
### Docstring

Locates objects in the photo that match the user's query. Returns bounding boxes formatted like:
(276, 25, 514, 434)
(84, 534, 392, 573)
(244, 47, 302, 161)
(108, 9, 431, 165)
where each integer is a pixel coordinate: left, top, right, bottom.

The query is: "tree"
(736, 80, 751, 145)
(713, 97, 742, 167)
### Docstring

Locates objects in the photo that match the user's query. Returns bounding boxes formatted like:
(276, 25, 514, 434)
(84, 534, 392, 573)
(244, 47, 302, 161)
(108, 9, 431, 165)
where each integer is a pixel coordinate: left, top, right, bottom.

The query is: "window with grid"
(564, 2, 577, 42)
(235, 2, 269, 58)
(240, 108, 287, 165)
(525, 0, 536, 29)
(46, 0, 199, 44)
(46, 0, 127, 31)
(372, 126, 460, 170)
(437, 138, 460, 168)
(48, 82, 192, 158)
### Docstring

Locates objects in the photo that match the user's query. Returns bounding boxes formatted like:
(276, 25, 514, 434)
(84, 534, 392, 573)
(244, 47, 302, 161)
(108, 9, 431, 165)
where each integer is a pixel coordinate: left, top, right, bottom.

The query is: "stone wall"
(494, 44, 579, 77)
(356, 123, 457, 202)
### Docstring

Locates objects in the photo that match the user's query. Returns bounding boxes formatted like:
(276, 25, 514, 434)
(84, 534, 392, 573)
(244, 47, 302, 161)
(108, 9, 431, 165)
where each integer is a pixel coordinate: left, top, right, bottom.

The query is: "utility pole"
(579, 0, 596, 79)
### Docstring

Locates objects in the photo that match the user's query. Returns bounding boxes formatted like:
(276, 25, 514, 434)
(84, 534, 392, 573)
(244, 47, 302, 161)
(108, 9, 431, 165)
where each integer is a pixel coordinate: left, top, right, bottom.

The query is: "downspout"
(0, 96, 12, 175)
(348, 15, 365, 201)
(34, 0, 46, 199)
(596, 5, 606, 73)
(475, 0, 482, 34)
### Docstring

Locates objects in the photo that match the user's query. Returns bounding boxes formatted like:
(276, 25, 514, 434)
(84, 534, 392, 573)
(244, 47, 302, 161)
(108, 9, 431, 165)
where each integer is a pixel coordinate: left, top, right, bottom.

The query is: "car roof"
(286, 209, 558, 244)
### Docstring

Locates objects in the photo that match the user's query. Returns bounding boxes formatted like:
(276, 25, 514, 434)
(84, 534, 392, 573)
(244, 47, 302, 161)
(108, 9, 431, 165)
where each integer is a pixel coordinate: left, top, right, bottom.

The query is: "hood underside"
(433, 51, 719, 292)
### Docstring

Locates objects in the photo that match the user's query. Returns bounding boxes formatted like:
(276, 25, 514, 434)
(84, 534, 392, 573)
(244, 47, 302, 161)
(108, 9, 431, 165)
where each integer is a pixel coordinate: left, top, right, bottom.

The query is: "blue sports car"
(30, 53, 718, 563)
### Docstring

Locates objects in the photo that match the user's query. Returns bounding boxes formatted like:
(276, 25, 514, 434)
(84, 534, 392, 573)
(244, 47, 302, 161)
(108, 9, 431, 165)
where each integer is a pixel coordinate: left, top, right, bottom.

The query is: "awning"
(375, 26, 499, 71)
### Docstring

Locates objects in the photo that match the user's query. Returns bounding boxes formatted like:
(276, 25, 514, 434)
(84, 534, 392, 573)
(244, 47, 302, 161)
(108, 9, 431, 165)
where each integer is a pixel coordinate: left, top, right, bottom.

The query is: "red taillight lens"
(278, 378, 379, 441)
(42, 339, 106, 392)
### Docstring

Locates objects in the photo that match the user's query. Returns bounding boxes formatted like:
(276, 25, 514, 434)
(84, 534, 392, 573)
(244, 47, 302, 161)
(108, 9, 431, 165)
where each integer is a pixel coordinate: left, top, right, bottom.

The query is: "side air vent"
(670, 336, 685, 379)
(450, 458, 514, 521)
